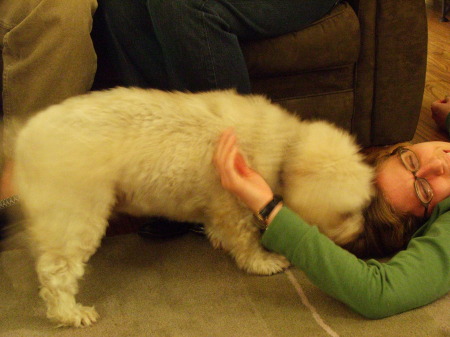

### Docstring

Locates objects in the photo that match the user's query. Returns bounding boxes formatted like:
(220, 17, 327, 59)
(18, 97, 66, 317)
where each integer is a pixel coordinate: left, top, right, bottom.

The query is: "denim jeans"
(100, 0, 338, 94)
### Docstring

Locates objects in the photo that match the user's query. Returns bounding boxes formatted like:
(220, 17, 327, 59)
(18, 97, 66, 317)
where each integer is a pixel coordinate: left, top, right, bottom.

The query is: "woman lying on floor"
(213, 97, 450, 319)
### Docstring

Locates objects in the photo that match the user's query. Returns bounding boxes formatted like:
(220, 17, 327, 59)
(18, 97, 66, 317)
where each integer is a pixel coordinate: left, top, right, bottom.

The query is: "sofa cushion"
(242, 2, 360, 78)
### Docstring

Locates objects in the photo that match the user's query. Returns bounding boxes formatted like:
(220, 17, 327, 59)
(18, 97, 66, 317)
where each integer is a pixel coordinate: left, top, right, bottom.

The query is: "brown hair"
(343, 143, 423, 258)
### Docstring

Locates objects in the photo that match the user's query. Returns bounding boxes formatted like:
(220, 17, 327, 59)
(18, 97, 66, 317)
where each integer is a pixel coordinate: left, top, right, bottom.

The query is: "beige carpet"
(1, 233, 449, 337)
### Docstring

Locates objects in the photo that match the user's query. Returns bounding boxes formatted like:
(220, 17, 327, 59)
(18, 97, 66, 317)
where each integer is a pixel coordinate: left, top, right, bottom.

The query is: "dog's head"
(281, 121, 374, 245)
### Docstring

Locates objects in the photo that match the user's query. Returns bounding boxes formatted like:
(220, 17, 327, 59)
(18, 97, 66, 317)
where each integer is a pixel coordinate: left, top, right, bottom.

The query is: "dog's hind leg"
(36, 248, 99, 327)
(207, 198, 290, 275)
(25, 190, 114, 327)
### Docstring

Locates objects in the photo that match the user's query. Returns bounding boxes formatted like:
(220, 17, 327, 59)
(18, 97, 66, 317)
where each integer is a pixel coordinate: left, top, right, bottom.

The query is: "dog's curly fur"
(14, 88, 373, 327)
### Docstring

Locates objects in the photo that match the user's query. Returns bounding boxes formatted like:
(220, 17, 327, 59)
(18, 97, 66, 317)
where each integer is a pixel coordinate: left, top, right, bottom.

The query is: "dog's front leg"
(206, 199, 289, 275)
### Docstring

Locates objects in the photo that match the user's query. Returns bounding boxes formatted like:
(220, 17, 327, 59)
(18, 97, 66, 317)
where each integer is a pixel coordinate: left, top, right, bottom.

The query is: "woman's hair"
(343, 143, 424, 258)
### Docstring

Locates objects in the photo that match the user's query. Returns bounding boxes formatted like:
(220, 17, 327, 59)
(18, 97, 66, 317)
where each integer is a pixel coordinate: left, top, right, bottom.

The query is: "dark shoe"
(138, 217, 190, 238)
(0, 195, 21, 240)
(138, 217, 205, 239)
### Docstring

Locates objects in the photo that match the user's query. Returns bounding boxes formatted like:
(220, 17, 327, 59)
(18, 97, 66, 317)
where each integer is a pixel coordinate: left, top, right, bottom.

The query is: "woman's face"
(377, 141, 450, 217)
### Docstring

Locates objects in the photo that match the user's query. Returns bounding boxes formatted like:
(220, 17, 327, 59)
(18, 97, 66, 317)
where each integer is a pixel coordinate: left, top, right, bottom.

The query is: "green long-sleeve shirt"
(261, 204, 450, 319)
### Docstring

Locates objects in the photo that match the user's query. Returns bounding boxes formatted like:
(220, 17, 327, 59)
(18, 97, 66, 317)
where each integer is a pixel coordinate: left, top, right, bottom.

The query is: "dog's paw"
(239, 252, 290, 275)
(49, 304, 99, 328)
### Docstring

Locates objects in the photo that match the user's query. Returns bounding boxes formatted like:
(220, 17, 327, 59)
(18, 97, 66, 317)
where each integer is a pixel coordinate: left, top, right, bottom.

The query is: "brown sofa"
(93, 0, 428, 147)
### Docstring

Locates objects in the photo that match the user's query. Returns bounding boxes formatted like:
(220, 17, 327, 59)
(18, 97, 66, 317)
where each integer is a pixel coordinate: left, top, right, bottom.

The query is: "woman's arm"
(213, 129, 450, 319)
(263, 206, 450, 318)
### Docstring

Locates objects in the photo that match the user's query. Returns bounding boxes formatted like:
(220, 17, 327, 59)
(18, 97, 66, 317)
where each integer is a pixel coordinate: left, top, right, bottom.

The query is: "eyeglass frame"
(391, 146, 434, 219)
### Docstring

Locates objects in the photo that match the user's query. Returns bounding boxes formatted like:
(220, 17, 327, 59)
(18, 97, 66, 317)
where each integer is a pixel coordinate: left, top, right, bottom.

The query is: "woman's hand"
(431, 95, 450, 130)
(213, 128, 274, 214)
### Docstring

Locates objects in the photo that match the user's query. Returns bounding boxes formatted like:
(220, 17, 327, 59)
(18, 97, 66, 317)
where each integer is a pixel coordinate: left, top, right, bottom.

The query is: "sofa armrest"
(351, 0, 427, 146)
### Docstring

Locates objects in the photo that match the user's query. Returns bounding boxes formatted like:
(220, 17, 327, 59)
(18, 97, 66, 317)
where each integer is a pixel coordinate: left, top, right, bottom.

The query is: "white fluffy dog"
(14, 88, 373, 327)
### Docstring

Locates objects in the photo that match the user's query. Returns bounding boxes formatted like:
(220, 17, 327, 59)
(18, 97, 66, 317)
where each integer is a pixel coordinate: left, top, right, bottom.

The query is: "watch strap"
(254, 195, 283, 229)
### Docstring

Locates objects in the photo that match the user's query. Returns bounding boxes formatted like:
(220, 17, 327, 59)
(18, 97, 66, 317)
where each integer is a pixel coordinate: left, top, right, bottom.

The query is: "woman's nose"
(416, 158, 444, 178)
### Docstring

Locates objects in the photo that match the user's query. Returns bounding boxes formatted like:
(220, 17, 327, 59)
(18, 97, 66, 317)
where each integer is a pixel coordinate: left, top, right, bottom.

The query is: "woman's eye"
(416, 179, 433, 202)
(403, 153, 419, 170)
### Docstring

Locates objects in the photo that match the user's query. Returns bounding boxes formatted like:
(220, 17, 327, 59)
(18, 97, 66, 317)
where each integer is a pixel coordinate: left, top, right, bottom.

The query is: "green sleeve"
(261, 206, 450, 319)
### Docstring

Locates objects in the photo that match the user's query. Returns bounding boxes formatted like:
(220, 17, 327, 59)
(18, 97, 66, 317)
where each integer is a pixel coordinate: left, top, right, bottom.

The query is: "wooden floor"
(413, 0, 450, 143)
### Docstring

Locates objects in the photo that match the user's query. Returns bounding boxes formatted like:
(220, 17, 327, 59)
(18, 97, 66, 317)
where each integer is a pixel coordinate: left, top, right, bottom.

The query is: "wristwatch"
(253, 195, 283, 230)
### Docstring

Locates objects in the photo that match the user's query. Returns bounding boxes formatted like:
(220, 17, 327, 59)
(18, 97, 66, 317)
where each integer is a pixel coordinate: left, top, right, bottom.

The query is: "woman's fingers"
(214, 128, 241, 189)
(214, 128, 233, 167)
(213, 128, 275, 213)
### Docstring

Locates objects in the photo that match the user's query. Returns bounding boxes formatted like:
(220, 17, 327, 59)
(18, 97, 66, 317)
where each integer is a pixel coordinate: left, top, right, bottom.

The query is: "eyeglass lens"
(400, 150, 419, 172)
(399, 149, 433, 204)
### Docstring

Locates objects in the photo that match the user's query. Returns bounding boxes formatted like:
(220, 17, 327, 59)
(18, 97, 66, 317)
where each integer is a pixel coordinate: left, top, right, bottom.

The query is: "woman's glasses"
(393, 147, 434, 219)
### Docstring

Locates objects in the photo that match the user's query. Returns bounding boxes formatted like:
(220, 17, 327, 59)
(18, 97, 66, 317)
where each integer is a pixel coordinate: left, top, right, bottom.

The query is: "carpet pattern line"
(285, 270, 340, 337)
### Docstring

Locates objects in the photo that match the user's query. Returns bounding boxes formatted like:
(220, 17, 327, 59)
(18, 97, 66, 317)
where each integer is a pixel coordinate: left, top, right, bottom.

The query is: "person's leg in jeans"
(0, 0, 98, 234)
(97, 0, 170, 90)
(99, 0, 337, 237)
(101, 0, 337, 93)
